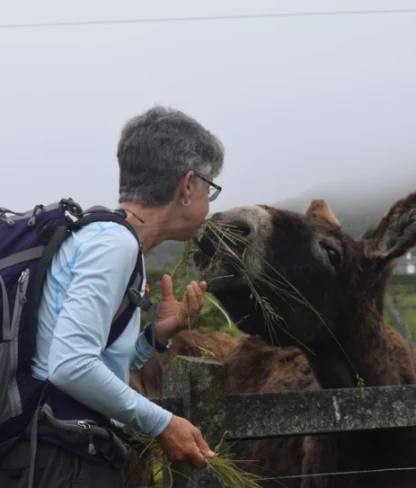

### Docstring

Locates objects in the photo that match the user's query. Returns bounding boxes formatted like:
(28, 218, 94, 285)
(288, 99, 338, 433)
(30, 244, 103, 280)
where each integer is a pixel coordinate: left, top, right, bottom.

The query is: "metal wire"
(257, 465, 416, 482)
(0, 8, 416, 30)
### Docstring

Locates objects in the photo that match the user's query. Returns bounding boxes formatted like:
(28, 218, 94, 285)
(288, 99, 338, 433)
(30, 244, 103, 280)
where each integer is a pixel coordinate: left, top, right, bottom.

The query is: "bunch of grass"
(130, 434, 263, 488)
(206, 458, 261, 487)
(205, 454, 262, 488)
(122, 430, 262, 487)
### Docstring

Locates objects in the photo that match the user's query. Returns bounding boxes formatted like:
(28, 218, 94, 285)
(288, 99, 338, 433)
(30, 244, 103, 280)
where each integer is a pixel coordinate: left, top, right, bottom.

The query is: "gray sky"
(1, 0, 415, 214)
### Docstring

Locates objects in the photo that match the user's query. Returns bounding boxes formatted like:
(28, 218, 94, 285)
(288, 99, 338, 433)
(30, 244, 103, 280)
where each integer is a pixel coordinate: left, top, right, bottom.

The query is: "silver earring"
(182, 198, 191, 207)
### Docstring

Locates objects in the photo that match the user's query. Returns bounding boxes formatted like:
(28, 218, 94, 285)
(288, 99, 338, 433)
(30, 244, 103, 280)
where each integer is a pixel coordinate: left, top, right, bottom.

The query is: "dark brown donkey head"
(194, 193, 416, 352)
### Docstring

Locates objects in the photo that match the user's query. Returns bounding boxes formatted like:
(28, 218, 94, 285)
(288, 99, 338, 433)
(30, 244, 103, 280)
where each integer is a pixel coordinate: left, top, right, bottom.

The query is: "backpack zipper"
(8, 268, 30, 418)
(39, 405, 129, 461)
(12, 268, 29, 335)
(77, 420, 97, 455)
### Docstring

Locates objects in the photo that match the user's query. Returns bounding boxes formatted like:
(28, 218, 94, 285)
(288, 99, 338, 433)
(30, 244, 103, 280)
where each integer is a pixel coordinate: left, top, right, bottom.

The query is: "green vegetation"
(390, 274, 416, 287)
(385, 276, 416, 343)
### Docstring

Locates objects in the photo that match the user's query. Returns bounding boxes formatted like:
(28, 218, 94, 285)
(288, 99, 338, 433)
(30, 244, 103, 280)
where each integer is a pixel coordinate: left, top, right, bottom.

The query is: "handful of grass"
(205, 454, 262, 488)
(130, 434, 262, 488)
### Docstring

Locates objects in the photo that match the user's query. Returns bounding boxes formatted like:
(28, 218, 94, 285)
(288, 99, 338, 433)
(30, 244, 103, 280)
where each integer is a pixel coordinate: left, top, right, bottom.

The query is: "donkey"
(193, 192, 416, 487)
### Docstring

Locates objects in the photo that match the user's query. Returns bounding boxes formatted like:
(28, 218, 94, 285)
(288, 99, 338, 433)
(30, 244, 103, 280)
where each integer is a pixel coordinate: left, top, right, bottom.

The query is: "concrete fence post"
(162, 356, 226, 488)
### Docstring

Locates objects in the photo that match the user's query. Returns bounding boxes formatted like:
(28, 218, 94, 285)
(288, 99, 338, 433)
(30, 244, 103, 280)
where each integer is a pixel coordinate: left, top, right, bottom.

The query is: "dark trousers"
(0, 439, 125, 488)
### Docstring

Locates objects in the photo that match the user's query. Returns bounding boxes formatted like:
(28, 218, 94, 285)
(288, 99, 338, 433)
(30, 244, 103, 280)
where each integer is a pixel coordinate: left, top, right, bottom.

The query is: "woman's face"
(173, 171, 222, 241)
(193, 177, 212, 216)
(180, 172, 221, 239)
(184, 177, 212, 235)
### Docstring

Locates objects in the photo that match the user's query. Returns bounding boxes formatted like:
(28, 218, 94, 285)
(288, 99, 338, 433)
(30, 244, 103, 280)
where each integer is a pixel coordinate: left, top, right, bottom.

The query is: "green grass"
(385, 277, 416, 343)
(389, 274, 416, 287)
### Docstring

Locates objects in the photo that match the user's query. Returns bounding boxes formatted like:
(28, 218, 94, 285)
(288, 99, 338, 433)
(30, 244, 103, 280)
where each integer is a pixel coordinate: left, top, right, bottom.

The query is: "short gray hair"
(117, 105, 224, 206)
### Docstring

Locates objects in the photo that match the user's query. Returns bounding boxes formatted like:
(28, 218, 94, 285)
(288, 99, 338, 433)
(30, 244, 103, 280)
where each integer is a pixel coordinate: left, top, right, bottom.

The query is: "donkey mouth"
(193, 235, 215, 258)
(193, 234, 261, 333)
(193, 226, 249, 263)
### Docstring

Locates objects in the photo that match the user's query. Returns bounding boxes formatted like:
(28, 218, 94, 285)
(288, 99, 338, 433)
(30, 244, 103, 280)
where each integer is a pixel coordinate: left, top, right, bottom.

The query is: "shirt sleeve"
(47, 224, 172, 437)
(131, 331, 159, 370)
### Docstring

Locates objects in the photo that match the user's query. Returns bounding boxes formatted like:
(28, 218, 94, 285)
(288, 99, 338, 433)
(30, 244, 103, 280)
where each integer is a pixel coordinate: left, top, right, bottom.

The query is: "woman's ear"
(177, 170, 194, 201)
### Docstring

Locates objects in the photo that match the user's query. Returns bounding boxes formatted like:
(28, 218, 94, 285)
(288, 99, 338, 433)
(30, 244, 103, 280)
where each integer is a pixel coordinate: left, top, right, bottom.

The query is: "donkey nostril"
(233, 222, 251, 237)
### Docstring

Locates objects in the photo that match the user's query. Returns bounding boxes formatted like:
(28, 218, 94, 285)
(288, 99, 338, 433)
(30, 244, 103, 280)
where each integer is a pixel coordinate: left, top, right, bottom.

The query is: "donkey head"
(194, 193, 416, 349)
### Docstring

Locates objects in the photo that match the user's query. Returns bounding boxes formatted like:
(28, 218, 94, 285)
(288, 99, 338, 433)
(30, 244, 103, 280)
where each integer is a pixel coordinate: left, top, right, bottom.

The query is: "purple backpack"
(0, 198, 149, 444)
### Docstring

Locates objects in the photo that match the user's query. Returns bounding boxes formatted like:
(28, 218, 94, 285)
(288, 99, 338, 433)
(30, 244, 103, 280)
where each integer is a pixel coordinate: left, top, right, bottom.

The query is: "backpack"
(0, 197, 151, 443)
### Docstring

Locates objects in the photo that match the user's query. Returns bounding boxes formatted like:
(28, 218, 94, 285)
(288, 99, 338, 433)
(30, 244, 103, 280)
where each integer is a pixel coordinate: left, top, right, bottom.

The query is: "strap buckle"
(128, 288, 152, 312)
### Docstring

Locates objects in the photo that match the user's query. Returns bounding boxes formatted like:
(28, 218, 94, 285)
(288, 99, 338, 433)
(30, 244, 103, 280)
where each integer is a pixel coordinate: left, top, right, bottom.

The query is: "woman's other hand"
(153, 274, 207, 344)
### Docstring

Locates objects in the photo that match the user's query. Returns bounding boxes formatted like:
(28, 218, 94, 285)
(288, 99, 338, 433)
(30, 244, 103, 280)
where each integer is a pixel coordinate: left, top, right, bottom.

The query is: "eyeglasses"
(193, 172, 222, 202)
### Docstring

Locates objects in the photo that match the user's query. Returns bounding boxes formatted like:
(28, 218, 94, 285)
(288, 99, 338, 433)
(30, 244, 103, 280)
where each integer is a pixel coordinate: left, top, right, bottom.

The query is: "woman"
(0, 106, 224, 487)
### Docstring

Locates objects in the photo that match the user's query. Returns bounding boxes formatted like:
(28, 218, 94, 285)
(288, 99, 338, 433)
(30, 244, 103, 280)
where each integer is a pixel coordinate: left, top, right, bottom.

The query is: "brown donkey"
(193, 191, 416, 488)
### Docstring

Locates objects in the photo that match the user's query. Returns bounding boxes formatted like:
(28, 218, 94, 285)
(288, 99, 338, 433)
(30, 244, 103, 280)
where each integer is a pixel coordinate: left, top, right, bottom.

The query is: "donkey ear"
(305, 199, 341, 228)
(363, 192, 416, 261)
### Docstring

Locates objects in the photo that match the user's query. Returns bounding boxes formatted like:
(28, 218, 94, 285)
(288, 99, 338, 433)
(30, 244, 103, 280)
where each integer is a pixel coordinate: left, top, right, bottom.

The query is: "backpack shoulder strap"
(28, 224, 71, 353)
(106, 252, 146, 348)
(70, 207, 136, 236)
(68, 207, 149, 349)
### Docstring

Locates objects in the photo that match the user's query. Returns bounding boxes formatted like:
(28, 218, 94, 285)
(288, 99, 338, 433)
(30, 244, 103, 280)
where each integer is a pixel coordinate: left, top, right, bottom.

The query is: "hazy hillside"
(145, 239, 184, 270)
(274, 168, 415, 238)
(146, 169, 415, 269)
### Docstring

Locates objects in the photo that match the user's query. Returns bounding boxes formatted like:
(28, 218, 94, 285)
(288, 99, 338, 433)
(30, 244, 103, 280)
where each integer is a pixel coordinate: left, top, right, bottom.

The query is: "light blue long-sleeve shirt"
(31, 220, 172, 438)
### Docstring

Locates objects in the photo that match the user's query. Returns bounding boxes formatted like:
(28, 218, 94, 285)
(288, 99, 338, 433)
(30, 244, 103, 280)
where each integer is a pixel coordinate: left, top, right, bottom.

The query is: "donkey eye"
(322, 245, 342, 267)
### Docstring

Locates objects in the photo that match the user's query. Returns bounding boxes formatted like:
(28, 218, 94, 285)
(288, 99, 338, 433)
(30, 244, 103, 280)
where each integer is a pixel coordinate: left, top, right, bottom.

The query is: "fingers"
(184, 285, 198, 318)
(182, 429, 212, 469)
(186, 281, 205, 309)
(161, 274, 174, 300)
(184, 281, 205, 318)
(157, 416, 215, 470)
(194, 429, 215, 459)
(184, 428, 214, 469)
(188, 447, 208, 470)
(163, 276, 205, 307)
(192, 281, 205, 308)
(169, 445, 207, 470)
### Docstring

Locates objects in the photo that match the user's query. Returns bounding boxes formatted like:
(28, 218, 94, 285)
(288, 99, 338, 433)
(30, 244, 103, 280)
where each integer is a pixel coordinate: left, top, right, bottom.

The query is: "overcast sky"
(1, 0, 415, 214)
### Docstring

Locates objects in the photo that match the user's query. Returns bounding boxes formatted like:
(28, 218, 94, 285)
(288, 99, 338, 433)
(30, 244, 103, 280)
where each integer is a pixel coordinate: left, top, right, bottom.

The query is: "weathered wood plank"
(225, 384, 416, 439)
(150, 359, 416, 439)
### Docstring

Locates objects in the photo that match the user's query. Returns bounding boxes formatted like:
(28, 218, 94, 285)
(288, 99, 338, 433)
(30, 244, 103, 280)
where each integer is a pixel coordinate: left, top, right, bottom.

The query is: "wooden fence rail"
(149, 356, 416, 487)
